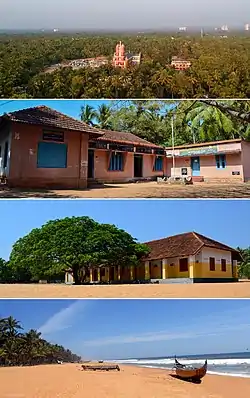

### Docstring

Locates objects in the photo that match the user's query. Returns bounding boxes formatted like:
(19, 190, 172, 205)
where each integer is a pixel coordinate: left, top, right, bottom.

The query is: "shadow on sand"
(170, 374, 202, 384)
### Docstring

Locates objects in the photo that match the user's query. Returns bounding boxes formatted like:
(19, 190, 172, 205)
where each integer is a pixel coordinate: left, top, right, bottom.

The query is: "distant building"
(171, 56, 191, 71)
(221, 25, 228, 31)
(178, 27, 187, 32)
(245, 23, 250, 31)
(112, 41, 141, 69)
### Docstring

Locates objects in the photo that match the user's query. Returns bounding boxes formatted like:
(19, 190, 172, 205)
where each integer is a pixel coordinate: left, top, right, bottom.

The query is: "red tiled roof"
(1, 106, 102, 136)
(1, 106, 162, 148)
(91, 128, 162, 148)
(144, 231, 240, 260)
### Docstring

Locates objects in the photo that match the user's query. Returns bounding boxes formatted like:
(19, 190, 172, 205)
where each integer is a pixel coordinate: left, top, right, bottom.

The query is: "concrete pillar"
(189, 256, 194, 278)
(90, 269, 93, 283)
(162, 259, 167, 279)
(130, 265, 134, 281)
(145, 261, 150, 280)
(97, 268, 101, 282)
(106, 267, 110, 282)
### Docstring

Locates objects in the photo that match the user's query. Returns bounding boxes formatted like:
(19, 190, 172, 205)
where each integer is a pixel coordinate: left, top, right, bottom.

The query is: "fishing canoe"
(174, 357, 207, 381)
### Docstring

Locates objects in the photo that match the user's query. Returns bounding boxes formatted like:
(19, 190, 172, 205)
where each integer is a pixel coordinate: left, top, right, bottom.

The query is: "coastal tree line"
(1, 33, 250, 98)
(0, 316, 81, 366)
(0, 216, 249, 282)
(80, 100, 250, 146)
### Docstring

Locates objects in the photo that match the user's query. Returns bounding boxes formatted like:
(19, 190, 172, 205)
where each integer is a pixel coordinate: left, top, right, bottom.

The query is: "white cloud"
(83, 322, 250, 347)
(38, 300, 89, 335)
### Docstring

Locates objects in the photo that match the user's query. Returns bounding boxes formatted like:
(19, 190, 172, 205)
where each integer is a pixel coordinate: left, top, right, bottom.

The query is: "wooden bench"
(81, 364, 120, 371)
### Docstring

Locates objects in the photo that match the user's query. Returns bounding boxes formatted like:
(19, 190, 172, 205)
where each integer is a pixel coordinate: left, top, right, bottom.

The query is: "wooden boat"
(81, 363, 120, 372)
(174, 357, 207, 381)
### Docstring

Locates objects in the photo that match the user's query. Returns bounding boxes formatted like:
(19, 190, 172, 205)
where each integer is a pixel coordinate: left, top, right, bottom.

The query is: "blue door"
(191, 157, 200, 176)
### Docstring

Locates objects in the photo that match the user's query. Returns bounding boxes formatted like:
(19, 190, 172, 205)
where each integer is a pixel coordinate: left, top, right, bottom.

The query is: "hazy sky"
(1, 0, 250, 30)
(1, 299, 250, 359)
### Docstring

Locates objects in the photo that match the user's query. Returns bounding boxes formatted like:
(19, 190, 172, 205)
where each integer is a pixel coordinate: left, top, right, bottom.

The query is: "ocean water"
(114, 352, 250, 378)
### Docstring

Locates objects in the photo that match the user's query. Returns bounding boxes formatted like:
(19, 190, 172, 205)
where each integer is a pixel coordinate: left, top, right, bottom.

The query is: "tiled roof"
(2, 106, 162, 148)
(165, 138, 242, 150)
(2, 106, 102, 136)
(144, 231, 240, 260)
(92, 128, 162, 148)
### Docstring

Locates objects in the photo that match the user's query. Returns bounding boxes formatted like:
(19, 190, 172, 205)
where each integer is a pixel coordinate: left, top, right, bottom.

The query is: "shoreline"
(119, 363, 250, 379)
(1, 363, 250, 398)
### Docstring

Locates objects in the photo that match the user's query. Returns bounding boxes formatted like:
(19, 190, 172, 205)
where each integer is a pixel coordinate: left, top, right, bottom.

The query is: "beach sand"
(0, 281, 250, 298)
(0, 363, 249, 398)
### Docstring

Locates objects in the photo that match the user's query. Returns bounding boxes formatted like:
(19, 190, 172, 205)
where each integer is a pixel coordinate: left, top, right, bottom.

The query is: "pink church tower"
(113, 41, 126, 68)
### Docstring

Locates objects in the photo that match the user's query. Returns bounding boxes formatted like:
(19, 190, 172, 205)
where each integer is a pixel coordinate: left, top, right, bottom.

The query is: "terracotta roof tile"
(144, 231, 240, 260)
(2, 106, 102, 136)
(2, 106, 161, 148)
(91, 128, 162, 148)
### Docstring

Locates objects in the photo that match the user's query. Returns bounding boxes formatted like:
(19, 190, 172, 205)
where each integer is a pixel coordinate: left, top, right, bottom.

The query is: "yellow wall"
(194, 248, 233, 278)
(149, 260, 162, 279)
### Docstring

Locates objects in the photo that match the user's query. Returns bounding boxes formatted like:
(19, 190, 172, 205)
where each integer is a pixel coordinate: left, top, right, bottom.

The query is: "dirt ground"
(0, 281, 250, 298)
(0, 364, 249, 398)
(1, 181, 250, 198)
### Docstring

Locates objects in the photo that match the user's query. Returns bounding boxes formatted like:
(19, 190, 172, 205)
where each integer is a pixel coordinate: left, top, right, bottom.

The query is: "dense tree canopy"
(0, 316, 81, 366)
(238, 248, 250, 279)
(8, 216, 150, 284)
(80, 100, 250, 146)
(1, 33, 250, 98)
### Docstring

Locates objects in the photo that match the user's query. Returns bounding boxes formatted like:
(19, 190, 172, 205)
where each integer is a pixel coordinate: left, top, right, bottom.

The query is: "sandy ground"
(1, 181, 250, 198)
(1, 281, 250, 298)
(0, 364, 250, 398)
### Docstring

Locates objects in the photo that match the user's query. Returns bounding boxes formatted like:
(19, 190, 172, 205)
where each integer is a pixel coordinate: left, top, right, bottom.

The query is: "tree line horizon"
(0, 216, 249, 283)
(0, 315, 81, 367)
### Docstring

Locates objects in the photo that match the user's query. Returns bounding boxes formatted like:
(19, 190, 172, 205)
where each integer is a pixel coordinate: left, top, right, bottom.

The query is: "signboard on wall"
(166, 145, 218, 157)
(89, 141, 108, 149)
(109, 143, 134, 152)
(43, 130, 64, 142)
(179, 145, 218, 156)
(135, 146, 153, 154)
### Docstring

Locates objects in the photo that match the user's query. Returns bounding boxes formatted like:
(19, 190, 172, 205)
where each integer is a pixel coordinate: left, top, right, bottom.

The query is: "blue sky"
(0, 199, 249, 260)
(1, 0, 249, 29)
(1, 299, 250, 359)
(0, 100, 113, 121)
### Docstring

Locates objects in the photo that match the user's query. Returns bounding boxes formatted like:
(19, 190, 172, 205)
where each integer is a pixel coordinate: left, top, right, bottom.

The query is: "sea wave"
(116, 357, 250, 366)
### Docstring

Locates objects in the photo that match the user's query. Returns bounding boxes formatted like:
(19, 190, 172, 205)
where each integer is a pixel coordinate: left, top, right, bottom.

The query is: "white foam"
(118, 357, 250, 366)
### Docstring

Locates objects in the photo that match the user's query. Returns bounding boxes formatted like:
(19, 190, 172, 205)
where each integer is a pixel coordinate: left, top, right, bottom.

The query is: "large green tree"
(9, 216, 149, 284)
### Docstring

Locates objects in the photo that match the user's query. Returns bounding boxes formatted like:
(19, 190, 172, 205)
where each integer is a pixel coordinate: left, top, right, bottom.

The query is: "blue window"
(37, 142, 67, 168)
(154, 156, 163, 171)
(216, 154, 226, 169)
(108, 152, 123, 171)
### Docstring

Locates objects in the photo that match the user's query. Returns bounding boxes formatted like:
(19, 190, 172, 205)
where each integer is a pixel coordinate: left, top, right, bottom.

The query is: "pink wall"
(241, 141, 250, 182)
(9, 122, 89, 188)
(200, 153, 243, 180)
(93, 150, 164, 182)
(166, 152, 243, 180)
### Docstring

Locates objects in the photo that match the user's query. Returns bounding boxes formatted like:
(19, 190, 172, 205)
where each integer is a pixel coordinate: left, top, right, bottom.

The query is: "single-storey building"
(0, 106, 166, 188)
(65, 231, 241, 284)
(165, 139, 250, 182)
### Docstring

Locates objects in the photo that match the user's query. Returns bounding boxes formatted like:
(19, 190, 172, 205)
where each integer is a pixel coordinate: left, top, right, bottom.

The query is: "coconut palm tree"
(95, 104, 112, 129)
(80, 104, 97, 126)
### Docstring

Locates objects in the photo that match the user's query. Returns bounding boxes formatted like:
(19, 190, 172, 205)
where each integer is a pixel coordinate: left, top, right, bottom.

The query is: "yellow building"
(65, 232, 241, 284)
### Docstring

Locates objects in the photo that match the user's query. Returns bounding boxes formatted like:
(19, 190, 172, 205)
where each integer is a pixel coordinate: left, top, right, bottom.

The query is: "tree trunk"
(72, 268, 80, 285)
